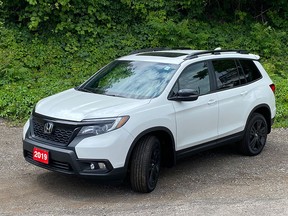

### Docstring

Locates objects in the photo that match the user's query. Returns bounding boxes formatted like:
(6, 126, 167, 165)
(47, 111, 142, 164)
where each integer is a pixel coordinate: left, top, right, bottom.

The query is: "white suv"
(23, 49, 276, 193)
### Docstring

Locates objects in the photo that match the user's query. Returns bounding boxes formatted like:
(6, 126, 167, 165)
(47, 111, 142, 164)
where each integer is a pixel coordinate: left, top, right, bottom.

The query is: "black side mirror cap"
(168, 89, 199, 101)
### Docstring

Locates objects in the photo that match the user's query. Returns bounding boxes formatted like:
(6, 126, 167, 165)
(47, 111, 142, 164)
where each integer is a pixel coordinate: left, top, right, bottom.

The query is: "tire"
(130, 135, 161, 193)
(239, 113, 268, 156)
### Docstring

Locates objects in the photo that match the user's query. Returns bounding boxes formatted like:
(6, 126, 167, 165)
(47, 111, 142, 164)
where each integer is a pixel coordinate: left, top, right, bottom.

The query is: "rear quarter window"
(239, 60, 262, 83)
(212, 59, 241, 89)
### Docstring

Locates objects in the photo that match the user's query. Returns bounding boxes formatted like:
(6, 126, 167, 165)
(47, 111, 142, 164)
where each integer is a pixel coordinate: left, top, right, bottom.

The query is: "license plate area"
(33, 147, 49, 164)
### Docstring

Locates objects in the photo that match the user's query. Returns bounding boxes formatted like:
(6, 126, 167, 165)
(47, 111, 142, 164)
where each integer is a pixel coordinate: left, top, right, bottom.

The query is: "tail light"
(269, 84, 275, 94)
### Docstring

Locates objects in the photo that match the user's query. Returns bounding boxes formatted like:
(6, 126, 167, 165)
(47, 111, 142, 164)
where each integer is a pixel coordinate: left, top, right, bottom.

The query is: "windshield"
(78, 60, 179, 99)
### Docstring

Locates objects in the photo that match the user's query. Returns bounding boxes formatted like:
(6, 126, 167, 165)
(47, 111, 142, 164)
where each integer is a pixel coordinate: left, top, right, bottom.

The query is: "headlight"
(78, 116, 129, 136)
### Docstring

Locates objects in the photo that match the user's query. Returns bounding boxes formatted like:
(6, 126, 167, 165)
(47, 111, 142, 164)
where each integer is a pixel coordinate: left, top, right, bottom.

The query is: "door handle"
(208, 99, 217, 105)
(240, 91, 248, 96)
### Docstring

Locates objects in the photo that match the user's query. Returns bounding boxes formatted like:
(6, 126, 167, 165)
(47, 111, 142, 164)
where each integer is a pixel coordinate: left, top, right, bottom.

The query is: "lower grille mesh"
(26, 151, 72, 172)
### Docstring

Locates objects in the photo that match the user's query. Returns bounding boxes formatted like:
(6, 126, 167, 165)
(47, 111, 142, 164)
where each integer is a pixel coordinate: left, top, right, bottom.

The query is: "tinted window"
(239, 60, 262, 83)
(212, 59, 241, 89)
(172, 62, 210, 95)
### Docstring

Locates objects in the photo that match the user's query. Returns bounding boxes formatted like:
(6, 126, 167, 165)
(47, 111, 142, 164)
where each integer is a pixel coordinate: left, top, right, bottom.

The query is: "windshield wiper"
(104, 93, 127, 98)
(75, 87, 94, 93)
(76, 87, 124, 97)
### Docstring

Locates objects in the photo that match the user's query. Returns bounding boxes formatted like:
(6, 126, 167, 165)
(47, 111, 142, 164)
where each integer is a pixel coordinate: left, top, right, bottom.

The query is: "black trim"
(124, 127, 176, 168)
(31, 115, 81, 147)
(23, 137, 126, 181)
(208, 58, 263, 93)
(184, 49, 249, 60)
(30, 112, 121, 147)
(245, 104, 272, 134)
(137, 52, 186, 58)
(176, 131, 244, 159)
(130, 48, 171, 55)
(129, 47, 192, 55)
(207, 61, 218, 91)
(168, 60, 216, 99)
(32, 111, 112, 126)
(26, 104, 273, 180)
(127, 105, 273, 164)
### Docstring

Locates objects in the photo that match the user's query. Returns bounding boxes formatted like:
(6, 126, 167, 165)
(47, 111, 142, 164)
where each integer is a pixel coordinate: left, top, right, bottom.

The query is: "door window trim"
(168, 60, 216, 99)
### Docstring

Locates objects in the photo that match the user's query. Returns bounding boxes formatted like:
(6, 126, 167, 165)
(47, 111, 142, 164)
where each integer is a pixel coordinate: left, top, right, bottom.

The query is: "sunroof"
(137, 52, 187, 57)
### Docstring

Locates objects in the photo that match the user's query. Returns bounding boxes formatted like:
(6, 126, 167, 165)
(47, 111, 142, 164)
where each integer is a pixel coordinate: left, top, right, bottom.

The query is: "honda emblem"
(44, 122, 54, 134)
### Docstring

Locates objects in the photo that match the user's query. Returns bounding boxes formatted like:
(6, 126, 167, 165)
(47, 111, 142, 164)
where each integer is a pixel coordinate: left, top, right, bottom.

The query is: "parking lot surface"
(1, 121, 288, 216)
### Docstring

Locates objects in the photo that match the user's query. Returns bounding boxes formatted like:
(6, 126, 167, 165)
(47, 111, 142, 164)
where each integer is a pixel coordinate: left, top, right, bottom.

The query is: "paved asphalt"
(0, 120, 288, 216)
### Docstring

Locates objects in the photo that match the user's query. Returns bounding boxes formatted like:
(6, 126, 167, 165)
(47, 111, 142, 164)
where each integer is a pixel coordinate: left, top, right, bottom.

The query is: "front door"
(171, 61, 219, 151)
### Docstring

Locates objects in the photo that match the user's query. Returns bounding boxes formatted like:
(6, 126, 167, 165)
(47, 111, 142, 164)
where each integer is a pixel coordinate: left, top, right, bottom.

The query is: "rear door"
(211, 59, 261, 137)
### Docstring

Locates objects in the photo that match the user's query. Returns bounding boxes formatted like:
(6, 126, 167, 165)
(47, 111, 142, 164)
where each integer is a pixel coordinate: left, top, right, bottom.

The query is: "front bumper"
(23, 138, 127, 182)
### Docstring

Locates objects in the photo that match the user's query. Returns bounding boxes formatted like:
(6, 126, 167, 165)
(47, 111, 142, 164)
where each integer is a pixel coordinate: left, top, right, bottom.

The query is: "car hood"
(35, 88, 150, 121)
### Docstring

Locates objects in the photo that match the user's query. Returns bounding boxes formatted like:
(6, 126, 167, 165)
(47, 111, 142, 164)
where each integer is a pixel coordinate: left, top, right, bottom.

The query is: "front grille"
(26, 151, 73, 172)
(31, 116, 79, 146)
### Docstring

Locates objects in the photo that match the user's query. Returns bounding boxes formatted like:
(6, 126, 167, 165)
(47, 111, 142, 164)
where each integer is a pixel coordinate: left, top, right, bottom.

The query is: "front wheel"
(239, 113, 268, 156)
(130, 135, 161, 193)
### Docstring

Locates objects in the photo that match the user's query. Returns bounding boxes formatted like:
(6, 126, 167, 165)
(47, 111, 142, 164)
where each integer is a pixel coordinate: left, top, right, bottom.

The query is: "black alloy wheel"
(240, 113, 268, 156)
(147, 143, 161, 190)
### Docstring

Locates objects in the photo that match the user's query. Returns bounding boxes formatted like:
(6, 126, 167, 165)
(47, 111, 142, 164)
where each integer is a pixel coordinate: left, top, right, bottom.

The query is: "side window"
(239, 60, 262, 83)
(212, 59, 241, 89)
(172, 61, 210, 95)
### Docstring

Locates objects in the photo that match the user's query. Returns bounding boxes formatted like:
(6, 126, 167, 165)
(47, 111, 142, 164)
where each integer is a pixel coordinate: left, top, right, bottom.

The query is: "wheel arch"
(247, 104, 272, 133)
(124, 127, 176, 170)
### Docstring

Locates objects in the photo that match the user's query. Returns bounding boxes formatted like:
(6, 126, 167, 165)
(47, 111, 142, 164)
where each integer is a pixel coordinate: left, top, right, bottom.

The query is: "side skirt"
(176, 131, 244, 160)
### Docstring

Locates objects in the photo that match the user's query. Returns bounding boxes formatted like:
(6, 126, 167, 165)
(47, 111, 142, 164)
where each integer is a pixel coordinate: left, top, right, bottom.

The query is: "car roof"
(118, 49, 260, 64)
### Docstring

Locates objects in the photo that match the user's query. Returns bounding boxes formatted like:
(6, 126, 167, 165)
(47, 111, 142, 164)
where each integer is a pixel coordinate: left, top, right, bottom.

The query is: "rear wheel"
(239, 113, 268, 156)
(130, 135, 161, 193)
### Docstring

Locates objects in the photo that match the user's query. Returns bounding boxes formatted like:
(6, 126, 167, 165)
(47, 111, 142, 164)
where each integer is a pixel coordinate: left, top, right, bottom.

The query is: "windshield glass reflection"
(80, 61, 179, 99)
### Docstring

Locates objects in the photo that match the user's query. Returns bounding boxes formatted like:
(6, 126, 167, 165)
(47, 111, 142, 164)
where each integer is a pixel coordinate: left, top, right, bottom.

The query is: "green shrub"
(0, 4, 288, 127)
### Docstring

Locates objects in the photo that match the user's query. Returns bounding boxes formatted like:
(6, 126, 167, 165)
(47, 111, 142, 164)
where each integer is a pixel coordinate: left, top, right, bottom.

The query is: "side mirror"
(169, 89, 199, 101)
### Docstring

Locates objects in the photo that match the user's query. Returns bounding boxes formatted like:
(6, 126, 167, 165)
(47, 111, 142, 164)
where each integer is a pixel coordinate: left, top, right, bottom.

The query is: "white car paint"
(35, 88, 151, 121)
(23, 49, 276, 171)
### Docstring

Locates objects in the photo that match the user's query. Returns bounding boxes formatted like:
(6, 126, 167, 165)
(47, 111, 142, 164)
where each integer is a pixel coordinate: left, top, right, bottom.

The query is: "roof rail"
(129, 48, 171, 55)
(184, 49, 249, 60)
(130, 47, 193, 55)
(171, 47, 192, 50)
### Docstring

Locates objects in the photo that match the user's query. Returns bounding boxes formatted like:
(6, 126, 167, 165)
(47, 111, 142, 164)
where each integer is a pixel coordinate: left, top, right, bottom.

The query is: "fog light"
(90, 163, 95, 170)
(98, 162, 106, 170)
